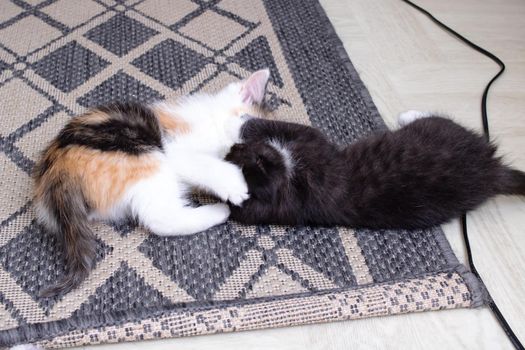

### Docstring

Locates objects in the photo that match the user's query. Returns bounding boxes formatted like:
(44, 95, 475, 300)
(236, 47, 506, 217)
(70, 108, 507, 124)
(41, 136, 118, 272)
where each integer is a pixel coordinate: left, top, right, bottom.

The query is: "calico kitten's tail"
(37, 178, 97, 298)
(500, 168, 525, 196)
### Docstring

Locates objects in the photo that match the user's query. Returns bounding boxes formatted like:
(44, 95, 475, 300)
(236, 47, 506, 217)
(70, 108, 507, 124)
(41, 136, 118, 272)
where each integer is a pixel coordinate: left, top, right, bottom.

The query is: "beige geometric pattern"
(213, 250, 265, 301)
(135, 0, 199, 26)
(0, 16, 62, 55)
(208, 222, 373, 301)
(245, 266, 309, 298)
(0, 154, 32, 222)
(0, 79, 53, 135)
(0, 2, 22, 24)
(339, 228, 374, 285)
(14, 111, 71, 162)
(179, 11, 246, 50)
(41, 0, 106, 28)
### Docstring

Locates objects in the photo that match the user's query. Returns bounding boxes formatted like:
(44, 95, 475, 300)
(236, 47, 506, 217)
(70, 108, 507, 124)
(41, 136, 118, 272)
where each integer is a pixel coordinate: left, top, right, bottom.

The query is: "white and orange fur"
(34, 69, 271, 296)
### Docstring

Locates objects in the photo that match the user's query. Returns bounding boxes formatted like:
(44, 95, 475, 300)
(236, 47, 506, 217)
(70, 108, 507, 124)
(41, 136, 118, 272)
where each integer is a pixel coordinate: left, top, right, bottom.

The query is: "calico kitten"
(225, 111, 525, 228)
(34, 69, 271, 297)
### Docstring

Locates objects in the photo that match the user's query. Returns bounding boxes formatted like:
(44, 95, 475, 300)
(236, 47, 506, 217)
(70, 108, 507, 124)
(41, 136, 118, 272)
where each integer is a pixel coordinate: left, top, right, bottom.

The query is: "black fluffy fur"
(225, 117, 525, 229)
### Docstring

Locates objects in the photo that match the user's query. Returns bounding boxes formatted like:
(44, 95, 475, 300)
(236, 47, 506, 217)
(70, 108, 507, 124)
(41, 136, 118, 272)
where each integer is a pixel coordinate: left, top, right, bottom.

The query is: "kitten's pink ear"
(240, 69, 270, 105)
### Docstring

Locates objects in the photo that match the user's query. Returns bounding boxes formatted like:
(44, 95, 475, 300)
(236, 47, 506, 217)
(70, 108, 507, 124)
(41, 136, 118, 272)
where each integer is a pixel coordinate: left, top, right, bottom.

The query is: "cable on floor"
(399, 1, 523, 349)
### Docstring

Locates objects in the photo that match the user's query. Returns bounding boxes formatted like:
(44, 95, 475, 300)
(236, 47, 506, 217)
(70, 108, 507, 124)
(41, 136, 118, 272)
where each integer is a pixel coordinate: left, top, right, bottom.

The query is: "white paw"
(228, 190, 250, 206)
(207, 203, 231, 223)
(10, 345, 42, 350)
(398, 110, 432, 127)
(216, 182, 250, 206)
(215, 166, 250, 206)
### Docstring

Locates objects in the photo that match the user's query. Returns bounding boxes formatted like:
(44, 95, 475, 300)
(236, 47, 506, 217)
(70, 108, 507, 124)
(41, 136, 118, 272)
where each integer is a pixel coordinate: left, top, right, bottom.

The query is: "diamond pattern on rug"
(0, 1, 22, 23)
(40, 0, 105, 28)
(32, 41, 110, 92)
(275, 227, 357, 287)
(245, 266, 308, 298)
(0, 15, 62, 55)
(135, 0, 199, 26)
(139, 223, 257, 300)
(0, 155, 32, 222)
(74, 262, 170, 316)
(132, 39, 211, 90)
(14, 111, 70, 162)
(196, 70, 238, 94)
(179, 10, 247, 50)
(84, 14, 158, 56)
(0, 79, 53, 135)
(355, 228, 449, 282)
(0, 221, 111, 309)
(77, 70, 163, 106)
(233, 36, 283, 88)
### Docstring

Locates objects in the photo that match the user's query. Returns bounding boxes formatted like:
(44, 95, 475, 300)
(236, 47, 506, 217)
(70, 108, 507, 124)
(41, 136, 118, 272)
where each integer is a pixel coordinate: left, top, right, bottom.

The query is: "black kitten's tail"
(500, 168, 525, 196)
(37, 180, 97, 298)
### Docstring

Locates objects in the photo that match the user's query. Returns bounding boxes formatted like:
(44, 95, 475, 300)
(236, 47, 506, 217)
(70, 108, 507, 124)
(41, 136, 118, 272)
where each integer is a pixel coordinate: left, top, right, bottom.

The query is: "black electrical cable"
(399, 1, 523, 349)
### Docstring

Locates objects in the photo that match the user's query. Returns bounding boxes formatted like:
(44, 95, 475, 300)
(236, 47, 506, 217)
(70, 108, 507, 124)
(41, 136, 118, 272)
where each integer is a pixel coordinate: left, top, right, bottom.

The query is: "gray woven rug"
(0, 0, 483, 348)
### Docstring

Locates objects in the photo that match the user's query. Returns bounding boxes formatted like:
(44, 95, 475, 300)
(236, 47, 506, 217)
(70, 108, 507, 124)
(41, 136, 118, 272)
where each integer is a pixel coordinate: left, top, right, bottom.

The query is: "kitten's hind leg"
(129, 167, 230, 236)
(398, 110, 432, 127)
(140, 203, 230, 236)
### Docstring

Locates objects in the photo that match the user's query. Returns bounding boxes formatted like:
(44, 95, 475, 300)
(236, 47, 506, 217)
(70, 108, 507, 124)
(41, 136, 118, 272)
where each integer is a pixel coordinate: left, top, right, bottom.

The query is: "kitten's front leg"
(176, 154, 249, 206)
(224, 116, 246, 144)
(130, 169, 230, 235)
(215, 117, 247, 158)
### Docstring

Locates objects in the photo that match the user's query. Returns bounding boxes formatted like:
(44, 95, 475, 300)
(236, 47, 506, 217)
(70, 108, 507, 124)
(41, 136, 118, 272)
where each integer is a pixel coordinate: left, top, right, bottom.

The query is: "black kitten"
(225, 112, 525, 229)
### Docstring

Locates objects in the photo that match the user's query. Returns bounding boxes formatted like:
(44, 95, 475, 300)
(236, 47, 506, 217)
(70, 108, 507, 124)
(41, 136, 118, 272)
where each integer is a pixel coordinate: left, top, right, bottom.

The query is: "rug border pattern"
(34, 271, 473, 349)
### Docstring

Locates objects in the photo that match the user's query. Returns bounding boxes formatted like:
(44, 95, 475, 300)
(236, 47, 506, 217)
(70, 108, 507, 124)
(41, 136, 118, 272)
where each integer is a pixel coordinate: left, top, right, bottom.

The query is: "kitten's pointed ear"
(241, 69, 270, 105)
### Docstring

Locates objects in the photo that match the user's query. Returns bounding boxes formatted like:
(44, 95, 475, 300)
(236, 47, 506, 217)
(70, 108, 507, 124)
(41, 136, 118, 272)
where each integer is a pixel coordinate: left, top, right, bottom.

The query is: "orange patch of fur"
(154, 108, 190, 135)
(36, 145, 160, 214)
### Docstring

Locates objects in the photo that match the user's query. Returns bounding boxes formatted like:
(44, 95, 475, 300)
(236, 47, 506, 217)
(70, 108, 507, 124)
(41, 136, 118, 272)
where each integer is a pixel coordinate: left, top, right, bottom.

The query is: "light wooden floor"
(72, 0, 525, 349)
